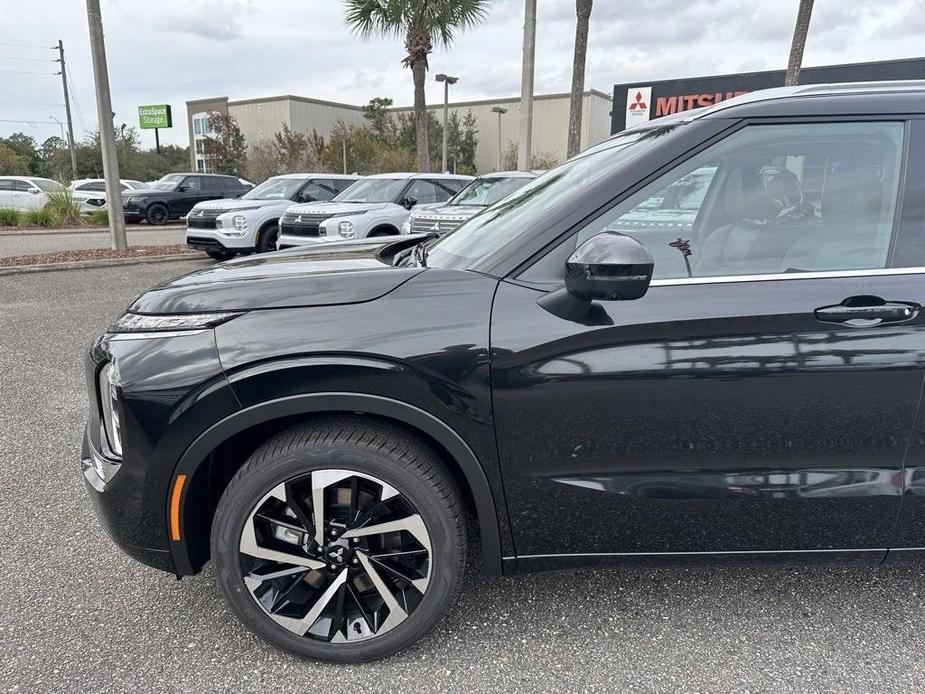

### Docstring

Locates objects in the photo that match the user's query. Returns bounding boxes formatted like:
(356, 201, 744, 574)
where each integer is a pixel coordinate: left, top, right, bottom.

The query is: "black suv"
(122, 173, 251, 225)
(84, 83, 925, 662)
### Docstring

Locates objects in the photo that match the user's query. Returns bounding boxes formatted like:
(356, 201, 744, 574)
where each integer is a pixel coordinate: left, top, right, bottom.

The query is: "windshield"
(243, 176, 306, 200)
(426, 127, 677, 270)
(334, 178, 407, 204)
(450, 176, 533, 206)
(32, 179, 64, 192)
(150, 174, 184, 191)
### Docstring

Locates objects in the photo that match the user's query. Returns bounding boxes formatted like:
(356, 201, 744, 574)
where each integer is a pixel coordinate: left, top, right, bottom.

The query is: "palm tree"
(784, 0, 814, 86)
(566, 0, 592, 159)
(344, 0, 489, 172)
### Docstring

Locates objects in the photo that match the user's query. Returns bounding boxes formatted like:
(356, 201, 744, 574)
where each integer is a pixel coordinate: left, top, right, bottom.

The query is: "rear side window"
(576, 122, 905, 279)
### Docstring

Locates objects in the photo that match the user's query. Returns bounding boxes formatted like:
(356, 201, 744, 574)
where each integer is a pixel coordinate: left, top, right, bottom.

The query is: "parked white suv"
(185, 173, 359, 260)
(69, 178, 147, 213)
(276, 172, 472, 249)
(0, 176, 64, 210)
(403, 170, 539, 236)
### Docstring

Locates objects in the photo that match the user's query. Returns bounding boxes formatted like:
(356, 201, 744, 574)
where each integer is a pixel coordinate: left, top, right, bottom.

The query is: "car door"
(0, 180, 14, 208)
(173, 176, 206, 215)
(491, 118, 924, 564)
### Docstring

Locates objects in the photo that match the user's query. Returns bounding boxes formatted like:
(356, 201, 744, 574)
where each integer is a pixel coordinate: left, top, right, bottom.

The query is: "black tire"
(256, 223, 280, 253)
(210, 417, 466, 663)
(206, 249, 236, 261)
(145, 203, 169, 226)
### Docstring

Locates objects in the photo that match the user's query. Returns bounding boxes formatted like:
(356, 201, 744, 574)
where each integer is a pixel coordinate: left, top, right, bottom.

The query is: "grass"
(23, 207, 54, 228)
(43, 188, 84, 227)
(0, 207, 21, 227)
(87, 208, 109, 226)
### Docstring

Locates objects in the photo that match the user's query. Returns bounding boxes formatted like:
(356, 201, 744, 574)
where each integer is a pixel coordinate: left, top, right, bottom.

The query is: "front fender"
(170, 389, 506, 576)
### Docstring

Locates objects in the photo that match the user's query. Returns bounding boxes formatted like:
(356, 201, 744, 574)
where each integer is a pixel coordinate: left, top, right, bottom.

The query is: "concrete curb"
(0, 253, 206, 277)
(0, 225, 185, 238)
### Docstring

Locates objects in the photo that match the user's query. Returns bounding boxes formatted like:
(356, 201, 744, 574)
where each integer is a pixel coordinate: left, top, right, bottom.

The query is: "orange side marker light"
(169, 474, 187, 541)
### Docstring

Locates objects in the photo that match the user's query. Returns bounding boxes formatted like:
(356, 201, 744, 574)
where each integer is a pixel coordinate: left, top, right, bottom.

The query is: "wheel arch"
(169, 392, 504, 577)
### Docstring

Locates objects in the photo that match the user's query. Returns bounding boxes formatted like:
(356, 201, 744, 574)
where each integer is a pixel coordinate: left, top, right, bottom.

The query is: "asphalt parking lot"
(2, 260, 925, 693)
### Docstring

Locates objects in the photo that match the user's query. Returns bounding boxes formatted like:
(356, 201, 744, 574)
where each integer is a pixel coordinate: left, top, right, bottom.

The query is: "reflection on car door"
(491, 119, 925, 564)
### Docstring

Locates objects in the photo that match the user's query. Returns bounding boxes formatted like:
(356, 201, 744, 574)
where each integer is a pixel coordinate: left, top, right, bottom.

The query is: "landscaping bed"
(0, 244, 196, 268)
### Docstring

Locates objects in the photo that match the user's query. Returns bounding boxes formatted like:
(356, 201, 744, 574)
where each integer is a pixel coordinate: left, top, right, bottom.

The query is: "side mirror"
(299, 194, 316, 203)
(539, 232, 654, 321)
(178, 184, 190, 192)
(402, 195, 418, 209)
(28, 188, 41, 194)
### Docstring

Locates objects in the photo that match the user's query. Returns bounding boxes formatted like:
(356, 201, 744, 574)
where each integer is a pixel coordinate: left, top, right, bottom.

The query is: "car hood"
(193, 198, 285, 212)
(287, 201, 396, 216)
(129, 242, 425, 314)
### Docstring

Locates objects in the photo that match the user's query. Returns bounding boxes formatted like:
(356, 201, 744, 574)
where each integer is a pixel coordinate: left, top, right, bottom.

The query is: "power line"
(0, 55, 56, 62)
(0, 69, 56, 75)
(0, 40, 53, 49)
(0, 100, 65, 107)
(0, 118, 60, 126)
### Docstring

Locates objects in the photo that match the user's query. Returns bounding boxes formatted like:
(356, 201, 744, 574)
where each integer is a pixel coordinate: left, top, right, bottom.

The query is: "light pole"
(518, 0, 536, 170)
(435, 73, 458, 173)
(491, 106, 507, 171)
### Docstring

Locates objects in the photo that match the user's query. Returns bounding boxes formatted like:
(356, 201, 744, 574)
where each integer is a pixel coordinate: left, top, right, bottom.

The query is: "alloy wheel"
(238, 469, 432, 643)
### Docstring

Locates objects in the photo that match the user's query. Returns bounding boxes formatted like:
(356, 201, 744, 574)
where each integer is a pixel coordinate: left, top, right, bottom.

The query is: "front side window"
(405, 180, 440, 204)
(297, 181, 338, 203)
(576, 122, 905, 279)
(30, 179, 64, 192)
(181, 176, 202, 192)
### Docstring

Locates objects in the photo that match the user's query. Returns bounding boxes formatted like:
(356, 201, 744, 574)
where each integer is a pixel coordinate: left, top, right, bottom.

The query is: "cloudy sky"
(3, 0, 924, 148)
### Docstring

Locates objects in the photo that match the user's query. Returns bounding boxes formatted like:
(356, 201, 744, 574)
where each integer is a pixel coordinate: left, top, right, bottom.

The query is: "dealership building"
(186, 90, 612, 174)
(612, 56, 925, 133)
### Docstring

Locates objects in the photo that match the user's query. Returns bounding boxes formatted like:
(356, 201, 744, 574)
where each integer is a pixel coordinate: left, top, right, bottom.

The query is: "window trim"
(516, 115, 913, 288)
(649, 265, 925, 287)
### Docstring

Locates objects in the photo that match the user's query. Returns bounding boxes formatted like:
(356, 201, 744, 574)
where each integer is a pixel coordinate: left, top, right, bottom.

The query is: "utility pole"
(54, 40, 78, 180)
(492, 106, 507, 171)
(86, 0, 127, 250)
(518, 0, 536, 170)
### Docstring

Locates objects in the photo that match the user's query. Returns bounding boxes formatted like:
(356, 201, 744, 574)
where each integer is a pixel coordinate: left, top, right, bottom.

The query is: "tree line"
(0, 129, 188, 182)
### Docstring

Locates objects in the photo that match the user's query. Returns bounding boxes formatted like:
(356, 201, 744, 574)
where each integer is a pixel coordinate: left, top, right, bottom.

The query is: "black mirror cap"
(403, 195, 418, 209)
(565, 231, 654, 301)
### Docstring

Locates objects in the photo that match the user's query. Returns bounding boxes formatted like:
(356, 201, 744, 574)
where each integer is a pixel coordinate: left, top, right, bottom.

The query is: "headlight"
(338, 221, 355, 238)
(98, 361, 122, 459)
(108, 311, 244, 335)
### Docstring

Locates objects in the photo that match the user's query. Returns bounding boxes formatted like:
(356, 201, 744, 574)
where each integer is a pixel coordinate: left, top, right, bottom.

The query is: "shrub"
(0, 207, 21, 227)
(43, 187, 84, 227)
(87, 208, 109, 226)
(23, 207, 54, 227)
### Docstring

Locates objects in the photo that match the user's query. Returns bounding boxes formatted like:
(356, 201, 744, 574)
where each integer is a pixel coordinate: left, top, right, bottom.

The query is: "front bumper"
(276, 233, 329, 249)
(186, 227, 254, 252)
(82, 426, 175, 572)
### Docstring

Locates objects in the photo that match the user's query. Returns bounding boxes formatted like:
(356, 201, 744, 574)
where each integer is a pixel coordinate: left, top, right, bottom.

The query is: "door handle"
(814, 296, 920, 328)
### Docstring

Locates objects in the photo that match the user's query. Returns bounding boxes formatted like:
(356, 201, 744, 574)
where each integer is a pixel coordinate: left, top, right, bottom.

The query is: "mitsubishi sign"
(611, 57, 925, 134)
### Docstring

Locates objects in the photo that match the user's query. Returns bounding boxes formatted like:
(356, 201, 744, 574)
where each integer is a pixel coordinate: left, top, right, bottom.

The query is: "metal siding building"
(186, 90, 612, 174)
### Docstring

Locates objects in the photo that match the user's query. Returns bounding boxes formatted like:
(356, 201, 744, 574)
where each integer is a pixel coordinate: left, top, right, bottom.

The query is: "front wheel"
(210, 418, 466, 662)
(256, 223, 280, 253)
(145, 203, 169, 226)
